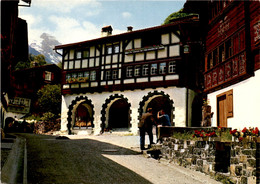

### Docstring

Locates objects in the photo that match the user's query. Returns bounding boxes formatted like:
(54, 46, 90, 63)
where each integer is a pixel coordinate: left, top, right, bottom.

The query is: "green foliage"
(25, 114, 41, 121)
(37, 84, 61, 115)
(14, 61, 31, 70)
(33, 54, 47, 66)
(41, 112, 56, 122)
(57, 61, 62, 69)
(172, 131, 197, 140)
(163, 8, 197, 25)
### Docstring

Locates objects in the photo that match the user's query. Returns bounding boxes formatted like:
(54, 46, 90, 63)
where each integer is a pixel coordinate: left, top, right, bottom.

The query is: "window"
(168, 61, 176, 73)
(75, 60, 81, 69)
(107, 46, 113, 54)
(75, 51, 82, 59)
(45, 71, 52, 81)
(69, 61, 74, 69)
(225, 39, 232, 59)
(114, 45, 120, 53)
(66, 74, 71, 80)
(112, 70, 118, 79)
(159, 63, 166, 74)
(219, 45, 224, 63)
(84, 71, 89, 78)
(239, 30, 245, 51)
(213, 49, 218, 66)
(142, 65, 149, 76)
(72, 73, 77, 79)
(126, 66, 133, 77)
(78, 72, 83, 78)
(106, 44, 119, 55)
(105, 71, 111, 80)
(151, 64, 157, 75)
(207, 53, 213, 70)
(83, 49, 90, 58)
(135, 65, 141, 76)
(64, 61, 68, 70)
(90, 71, 96, 81)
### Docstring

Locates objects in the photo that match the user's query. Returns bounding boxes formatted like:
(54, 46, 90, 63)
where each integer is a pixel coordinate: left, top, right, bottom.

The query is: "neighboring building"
(1, 0, 31, 129)
(200, 1, 260, 129)
(55, 15, 204, 135)
(9, 64, 61, 116)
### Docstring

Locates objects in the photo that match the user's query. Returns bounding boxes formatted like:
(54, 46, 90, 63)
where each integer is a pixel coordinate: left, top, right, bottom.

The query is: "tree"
(57, 61, 62, 69)
(162, 9, 197, 25)
(14, 60, 31, 70)
(37, 84, 61, 116)
(33, 54, 47, 66)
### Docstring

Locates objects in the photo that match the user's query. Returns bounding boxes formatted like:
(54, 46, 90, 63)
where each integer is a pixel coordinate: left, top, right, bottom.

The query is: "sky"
(19, 0, 185, 46)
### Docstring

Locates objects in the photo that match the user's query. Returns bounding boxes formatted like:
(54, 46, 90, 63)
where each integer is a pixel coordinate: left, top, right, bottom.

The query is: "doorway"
(217, 89, 233, 128)
(108, 99, 130, 129)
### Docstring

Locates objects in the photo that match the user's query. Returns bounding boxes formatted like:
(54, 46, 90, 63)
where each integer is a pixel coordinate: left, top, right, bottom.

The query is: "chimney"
(101, 25, 113, 37)
(127, 26, 133, 32)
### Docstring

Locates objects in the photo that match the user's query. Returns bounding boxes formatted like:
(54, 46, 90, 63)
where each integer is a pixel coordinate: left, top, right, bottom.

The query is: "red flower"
(242, 127, 247, 133)
(239, 137, 243, 142)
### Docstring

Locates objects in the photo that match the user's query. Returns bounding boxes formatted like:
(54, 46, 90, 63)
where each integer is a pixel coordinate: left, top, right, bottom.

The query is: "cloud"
(48, 16, 101, 44)
(33, 0, 102, 13)
(122, 12, 132, 18)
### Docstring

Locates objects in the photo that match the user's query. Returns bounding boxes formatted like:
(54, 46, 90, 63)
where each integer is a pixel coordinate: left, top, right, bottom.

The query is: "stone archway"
(138, 90, 175, 124)
(101, 94, 131, 132)
(67, 96, 94, 134)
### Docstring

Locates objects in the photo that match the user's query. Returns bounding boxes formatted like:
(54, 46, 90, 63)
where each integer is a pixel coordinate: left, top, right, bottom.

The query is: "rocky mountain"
(29, 33, 62, 65)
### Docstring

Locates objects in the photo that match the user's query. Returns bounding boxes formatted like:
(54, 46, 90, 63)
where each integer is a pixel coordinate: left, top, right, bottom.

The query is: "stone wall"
(161, 137, 259, 184)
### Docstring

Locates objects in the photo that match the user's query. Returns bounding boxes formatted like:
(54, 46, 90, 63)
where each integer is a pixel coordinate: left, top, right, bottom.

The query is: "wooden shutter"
(226, 89, 233, 118)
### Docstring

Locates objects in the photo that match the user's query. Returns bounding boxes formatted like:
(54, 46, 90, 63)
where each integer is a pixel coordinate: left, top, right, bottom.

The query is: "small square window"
(90, 71, 96, 81)
(169, 61, 176, 73)
(105, 71, 111, 80)
(84, 71, 89, 78)
(114, 45, 120, 53)
(83, 49, 89, 58)
(142, 65, 149, 76)
(112, 70, 118, 79)
(159, 63, 166, 74)
(106, 46, 113, 54)
(126, 66, 133, 78)
(135, 65, 141, 76)
(76, 51, 82, 59)
(45, 71, 52, 81)
(151, 64, 157, 75)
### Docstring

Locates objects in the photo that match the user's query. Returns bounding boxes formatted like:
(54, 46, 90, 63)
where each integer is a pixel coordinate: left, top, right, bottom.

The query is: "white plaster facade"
(60, 87, 195, 135)
(208, 69, 260, 130)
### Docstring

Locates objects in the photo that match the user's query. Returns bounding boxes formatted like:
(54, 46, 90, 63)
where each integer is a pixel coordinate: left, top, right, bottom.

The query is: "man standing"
(157, 109, 171, 126)
(156, 109, 171, 143)
(138, 108, 155, 150)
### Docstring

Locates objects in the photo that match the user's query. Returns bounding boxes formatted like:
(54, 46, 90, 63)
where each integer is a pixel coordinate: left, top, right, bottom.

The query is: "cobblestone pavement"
(18, 133, 221, 184)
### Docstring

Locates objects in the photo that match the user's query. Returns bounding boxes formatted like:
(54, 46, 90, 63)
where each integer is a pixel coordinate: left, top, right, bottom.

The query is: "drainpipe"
(186, 88, 189, 127)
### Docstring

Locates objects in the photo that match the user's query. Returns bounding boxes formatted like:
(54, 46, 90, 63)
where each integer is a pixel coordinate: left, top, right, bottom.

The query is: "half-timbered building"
(55, 15, 203, 135)
(202, 1, 260, 129)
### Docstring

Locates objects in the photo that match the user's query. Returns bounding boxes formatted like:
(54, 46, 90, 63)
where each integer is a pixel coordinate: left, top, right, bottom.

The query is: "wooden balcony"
(204, 51, 247, 92)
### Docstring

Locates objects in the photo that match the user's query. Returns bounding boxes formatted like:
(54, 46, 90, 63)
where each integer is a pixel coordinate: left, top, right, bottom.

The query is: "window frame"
(126, 66, 133, 78)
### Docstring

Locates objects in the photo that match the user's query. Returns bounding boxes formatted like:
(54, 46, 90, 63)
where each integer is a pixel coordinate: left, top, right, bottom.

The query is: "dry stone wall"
(161, 137, 259, 184)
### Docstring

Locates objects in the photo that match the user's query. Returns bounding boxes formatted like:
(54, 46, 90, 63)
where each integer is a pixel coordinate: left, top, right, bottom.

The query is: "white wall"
(208, 70, 260, 130)
(61, 87, 188, 135)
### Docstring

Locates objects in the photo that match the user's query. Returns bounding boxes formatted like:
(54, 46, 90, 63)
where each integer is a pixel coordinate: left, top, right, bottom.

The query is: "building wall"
(60, 87, 190, 135)
(208, 69, 260, 129)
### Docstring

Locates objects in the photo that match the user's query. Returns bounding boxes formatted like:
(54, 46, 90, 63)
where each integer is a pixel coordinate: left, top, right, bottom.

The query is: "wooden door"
(217, 95, 227, 127)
